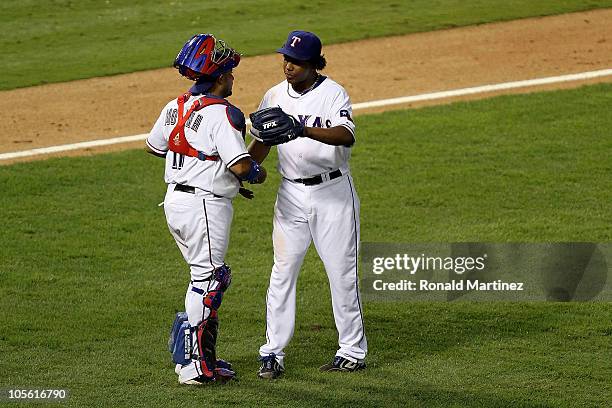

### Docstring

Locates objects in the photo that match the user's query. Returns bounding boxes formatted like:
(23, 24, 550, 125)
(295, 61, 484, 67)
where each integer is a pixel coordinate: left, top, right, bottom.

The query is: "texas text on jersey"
(255, 76, 355, 180)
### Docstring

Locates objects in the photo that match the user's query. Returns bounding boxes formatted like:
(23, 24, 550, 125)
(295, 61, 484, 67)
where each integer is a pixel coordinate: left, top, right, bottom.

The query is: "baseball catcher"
(147, 33, 266, 386)
(249, 107, 304, 146)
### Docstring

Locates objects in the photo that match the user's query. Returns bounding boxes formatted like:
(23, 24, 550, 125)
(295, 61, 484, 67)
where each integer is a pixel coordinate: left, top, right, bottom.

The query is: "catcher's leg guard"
(169, 312, 192, 365)
(195, 310, 219, 378)
(201, 264, 232, 312)
(168, 311, 188, 352)
(168, 312, 228, 370)
(193, 264, 233, 379)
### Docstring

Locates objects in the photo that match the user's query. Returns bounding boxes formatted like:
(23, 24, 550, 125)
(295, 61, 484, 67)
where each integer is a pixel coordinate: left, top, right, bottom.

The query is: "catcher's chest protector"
(168, 93, 230, 161)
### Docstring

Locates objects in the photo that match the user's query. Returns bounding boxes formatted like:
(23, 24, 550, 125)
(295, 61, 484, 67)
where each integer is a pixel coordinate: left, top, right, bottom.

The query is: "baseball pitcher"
(249, 30, 367, 378)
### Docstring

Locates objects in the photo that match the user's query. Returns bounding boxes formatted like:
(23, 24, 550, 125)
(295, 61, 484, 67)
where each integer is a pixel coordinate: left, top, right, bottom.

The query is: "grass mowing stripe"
(0, 84, 610, 406)
(2, 1, 612, 90)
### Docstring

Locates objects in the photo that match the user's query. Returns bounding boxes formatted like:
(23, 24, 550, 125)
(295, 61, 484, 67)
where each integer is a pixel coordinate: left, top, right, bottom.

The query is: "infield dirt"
(1, 9, 611, 163)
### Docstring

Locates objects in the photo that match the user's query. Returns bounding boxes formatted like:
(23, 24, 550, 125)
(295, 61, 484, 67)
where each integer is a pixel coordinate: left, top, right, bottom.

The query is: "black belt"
(293, 169, 342, 186)
(174, 184, 222, 198)
(174, 184, 195, 193)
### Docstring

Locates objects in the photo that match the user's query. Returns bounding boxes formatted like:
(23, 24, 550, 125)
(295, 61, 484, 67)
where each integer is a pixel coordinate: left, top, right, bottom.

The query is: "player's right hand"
(251, 165, 267, 184)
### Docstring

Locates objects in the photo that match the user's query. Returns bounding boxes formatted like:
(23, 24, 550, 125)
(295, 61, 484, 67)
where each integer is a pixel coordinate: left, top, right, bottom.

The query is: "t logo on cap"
(277, 30, 322, 62)
(290, 36, 301, 47)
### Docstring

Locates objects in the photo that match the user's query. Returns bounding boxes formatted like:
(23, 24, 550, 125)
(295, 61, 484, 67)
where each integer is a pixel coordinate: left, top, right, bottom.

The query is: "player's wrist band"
(242, 160, 262, 183)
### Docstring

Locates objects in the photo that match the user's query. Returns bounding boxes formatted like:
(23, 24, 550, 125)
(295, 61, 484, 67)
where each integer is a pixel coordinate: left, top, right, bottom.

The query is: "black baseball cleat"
(213, 367, 237, 384)
(179, 374, 216, 385)
(319, 356, 366, 372)
(215, 358, 233, 371)
(257, 353, 284, 379)
(179, 368, 237, 385)
(175, 360, 232, 376)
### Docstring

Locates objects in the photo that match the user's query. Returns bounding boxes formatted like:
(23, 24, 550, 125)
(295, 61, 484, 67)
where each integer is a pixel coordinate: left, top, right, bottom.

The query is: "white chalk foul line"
(0, 134, 149, 160)
(351, 68, 612, 109)
(1, 68, 611, 161)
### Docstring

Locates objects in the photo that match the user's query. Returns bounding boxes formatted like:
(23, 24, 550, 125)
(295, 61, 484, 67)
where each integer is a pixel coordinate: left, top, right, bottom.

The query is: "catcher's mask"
(174, 34, 241, 81)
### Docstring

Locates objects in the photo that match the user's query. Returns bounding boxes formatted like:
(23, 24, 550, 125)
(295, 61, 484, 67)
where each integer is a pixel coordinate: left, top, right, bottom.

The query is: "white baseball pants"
(164, 185, 233, 381)
(163, 185, 233, 281)
(259, 173, 367, 364)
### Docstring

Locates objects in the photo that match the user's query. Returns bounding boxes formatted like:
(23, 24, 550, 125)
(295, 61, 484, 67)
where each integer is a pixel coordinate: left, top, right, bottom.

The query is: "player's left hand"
(249, 107, 304, 146)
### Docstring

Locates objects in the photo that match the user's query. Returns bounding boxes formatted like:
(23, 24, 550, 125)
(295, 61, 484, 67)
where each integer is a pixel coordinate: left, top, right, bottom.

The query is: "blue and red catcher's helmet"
(174, 34, 241, 80)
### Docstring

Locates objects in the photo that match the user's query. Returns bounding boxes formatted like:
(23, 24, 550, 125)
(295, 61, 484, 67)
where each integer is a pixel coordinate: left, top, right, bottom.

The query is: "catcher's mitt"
(249, 107, 304, 146)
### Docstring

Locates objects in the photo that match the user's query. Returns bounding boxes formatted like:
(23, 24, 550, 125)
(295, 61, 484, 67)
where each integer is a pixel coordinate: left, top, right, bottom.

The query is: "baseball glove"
(249, 107, 304, 146)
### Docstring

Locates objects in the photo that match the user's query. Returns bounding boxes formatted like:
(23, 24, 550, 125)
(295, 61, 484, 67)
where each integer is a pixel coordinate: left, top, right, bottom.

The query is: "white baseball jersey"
(254, 76, 356, 179)
(147, 95, 249, 198)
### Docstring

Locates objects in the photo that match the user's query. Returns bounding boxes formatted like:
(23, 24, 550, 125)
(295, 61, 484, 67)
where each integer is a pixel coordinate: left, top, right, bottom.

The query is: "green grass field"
(1, 84, 611, 407)
(2, 0, 612, 90)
